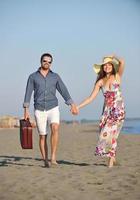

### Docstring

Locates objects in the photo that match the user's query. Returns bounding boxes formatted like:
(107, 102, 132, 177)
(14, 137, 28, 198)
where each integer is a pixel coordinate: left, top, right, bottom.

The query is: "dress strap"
(114, 74, 120, 84)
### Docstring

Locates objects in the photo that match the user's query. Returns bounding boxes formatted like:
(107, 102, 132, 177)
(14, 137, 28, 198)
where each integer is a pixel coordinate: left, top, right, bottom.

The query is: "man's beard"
(42, 65, 49, 70)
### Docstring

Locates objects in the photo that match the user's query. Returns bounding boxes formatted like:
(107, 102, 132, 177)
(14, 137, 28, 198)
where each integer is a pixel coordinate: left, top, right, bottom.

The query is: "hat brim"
(93, 61, 119, 74)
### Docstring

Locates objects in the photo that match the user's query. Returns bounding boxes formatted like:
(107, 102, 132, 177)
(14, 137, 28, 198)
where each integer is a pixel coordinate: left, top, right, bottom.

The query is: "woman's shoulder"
(96, 79, 104, 88)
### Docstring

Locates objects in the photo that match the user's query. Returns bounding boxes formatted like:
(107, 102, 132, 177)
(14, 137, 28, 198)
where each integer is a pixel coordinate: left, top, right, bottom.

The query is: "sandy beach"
(0, 123, 140, 200)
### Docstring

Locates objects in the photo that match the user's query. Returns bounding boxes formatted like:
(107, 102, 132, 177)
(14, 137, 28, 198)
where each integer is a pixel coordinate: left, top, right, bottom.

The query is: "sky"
(0, 0, 140, 120)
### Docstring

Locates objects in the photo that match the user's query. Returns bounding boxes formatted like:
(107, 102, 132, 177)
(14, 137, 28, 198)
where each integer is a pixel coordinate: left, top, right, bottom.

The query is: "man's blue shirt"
(23, 69, 73, 111)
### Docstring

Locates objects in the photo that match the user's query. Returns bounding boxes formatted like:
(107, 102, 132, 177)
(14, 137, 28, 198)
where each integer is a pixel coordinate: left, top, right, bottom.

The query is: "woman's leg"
(108, 136, 117, 167)
(108, 156, 116, 168)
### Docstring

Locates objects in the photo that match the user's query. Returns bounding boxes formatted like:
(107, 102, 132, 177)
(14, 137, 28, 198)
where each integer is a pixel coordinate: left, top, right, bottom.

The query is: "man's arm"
(56, 75, 78, 114)
(23, 75, 34, 119)
(56, 75, 73, 105)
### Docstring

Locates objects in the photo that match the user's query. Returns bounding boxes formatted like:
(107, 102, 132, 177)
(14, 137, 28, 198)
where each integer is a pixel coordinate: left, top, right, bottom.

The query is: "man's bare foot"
(44, 160, 51, 168)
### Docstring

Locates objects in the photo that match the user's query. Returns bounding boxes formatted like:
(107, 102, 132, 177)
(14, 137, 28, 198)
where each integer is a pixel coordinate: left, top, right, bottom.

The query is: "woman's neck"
(107, 71, 112, 76)
(105, 73, 111, 79)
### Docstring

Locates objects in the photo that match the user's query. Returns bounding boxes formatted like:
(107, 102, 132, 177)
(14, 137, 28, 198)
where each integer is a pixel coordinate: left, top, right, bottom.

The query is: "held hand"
(70, 104, 79, 115)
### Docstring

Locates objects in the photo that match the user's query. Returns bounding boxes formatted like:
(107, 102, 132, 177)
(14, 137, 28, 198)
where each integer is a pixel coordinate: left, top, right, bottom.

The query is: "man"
(23, 53, 77, 167)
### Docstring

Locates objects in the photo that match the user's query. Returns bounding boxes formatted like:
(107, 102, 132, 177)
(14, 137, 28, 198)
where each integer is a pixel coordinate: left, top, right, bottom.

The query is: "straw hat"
(93, 56, 120, 74)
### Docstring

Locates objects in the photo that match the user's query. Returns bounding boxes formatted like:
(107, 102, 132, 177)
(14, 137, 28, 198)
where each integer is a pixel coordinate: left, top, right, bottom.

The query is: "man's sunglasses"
(42, 60, 52, 64)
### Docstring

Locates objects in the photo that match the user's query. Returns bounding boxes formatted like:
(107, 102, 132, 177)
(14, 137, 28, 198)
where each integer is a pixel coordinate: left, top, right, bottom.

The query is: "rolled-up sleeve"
(56, 75, 74, 105)
(23, 75, 34, 108)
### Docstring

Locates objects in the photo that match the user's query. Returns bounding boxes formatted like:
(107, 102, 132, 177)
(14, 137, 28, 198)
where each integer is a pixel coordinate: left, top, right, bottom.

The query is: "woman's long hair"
(95, 63, 116, 85)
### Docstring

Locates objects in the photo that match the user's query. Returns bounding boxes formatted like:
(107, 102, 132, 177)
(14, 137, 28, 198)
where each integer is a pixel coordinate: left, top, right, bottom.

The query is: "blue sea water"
(122, 118, 140, 134)
(80, 118, 140, 134)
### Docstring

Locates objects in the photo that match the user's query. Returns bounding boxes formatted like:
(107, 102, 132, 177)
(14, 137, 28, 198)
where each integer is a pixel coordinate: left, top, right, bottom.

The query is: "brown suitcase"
(19, 119, 33, 149)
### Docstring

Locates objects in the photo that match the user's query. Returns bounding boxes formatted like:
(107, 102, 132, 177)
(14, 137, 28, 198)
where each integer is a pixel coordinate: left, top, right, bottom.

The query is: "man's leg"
(34, 110, 49, 167)
(50, 123, 59, 164)
(39, 135, 48, 160)
(39, 135, 50, 167)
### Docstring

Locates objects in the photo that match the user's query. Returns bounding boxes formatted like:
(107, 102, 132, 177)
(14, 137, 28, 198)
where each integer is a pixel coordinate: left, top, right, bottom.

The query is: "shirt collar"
(37, 67, 53, 73)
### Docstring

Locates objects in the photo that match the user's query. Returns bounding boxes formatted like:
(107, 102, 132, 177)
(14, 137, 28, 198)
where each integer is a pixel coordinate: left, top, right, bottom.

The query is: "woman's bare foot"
(108, 157, 116, 168)
(51, 160, 58, 166)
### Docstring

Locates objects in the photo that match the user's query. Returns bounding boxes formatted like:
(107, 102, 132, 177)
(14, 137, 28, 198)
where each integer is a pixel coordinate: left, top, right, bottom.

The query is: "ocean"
(73, 118, 140, 134)
(83, 118, 140, 134)
(122, 118, 140, 134)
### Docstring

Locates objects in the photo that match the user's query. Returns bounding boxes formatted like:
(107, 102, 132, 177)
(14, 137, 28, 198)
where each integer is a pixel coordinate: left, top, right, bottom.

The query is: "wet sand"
(0, 123, 140, 200)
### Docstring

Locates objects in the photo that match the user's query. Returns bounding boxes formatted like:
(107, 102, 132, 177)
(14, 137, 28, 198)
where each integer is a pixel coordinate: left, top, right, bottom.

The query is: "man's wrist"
(70, 103, 76, 107)
(24, 107, 29, 112)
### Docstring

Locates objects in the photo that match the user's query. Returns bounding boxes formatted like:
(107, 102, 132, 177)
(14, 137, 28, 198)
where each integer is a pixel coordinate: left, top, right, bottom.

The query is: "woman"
(77, 55, 125, 168)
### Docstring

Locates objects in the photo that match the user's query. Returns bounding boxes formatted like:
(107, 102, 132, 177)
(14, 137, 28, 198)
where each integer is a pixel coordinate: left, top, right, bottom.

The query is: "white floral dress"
(95, 80, 125, 158)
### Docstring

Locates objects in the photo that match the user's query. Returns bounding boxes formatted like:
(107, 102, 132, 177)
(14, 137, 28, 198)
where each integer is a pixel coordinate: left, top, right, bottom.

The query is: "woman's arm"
(105, 54, 125, 77)
(109, 55, 125, 77)
(77, 80, 101, 109)
(115, 56, 125, 77)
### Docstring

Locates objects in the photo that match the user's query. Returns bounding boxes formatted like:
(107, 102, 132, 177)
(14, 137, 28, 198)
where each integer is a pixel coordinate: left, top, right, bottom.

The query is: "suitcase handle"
(20, 118, 32, 128)
(25, 118, 32, 127)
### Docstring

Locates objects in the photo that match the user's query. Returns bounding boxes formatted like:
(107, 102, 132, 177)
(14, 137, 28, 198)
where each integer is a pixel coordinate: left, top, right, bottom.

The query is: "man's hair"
(40, 53, 53, 63)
